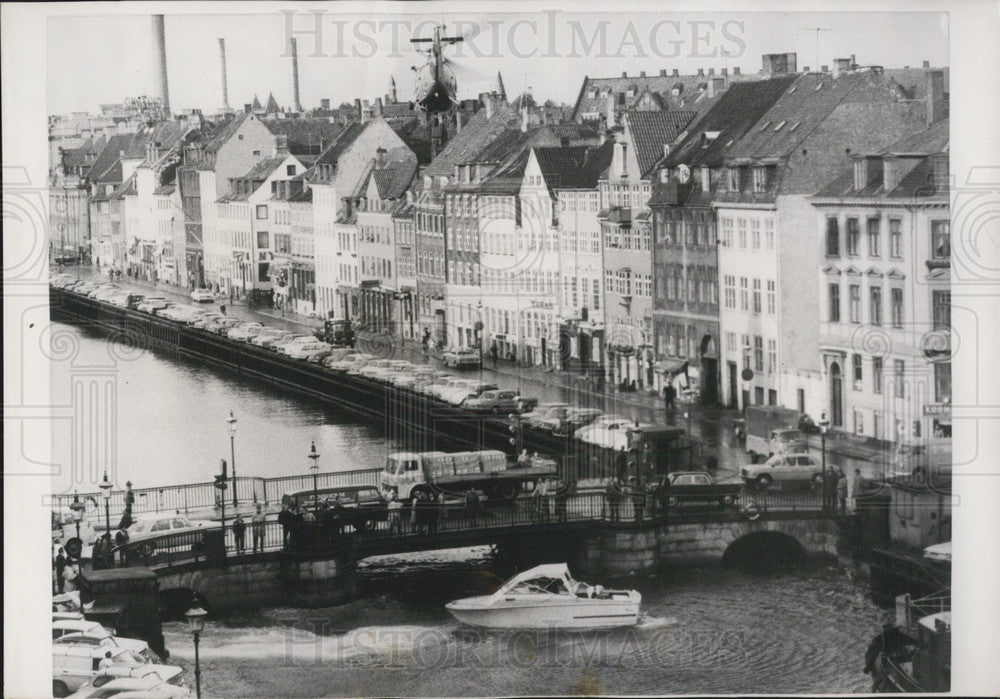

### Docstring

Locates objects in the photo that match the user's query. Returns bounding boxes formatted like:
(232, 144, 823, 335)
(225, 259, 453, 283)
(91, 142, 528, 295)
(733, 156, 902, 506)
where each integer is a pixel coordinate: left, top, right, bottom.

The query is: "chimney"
(926, 69, 946, 126)
(821, 65, 829, 73)
(640, 70, 646, 78)
(244, 103, 252, 114)
(709, 77, 725, 97)
(672, 69, 679, 77)
(851, 54, 857, 68)
(833, 58, 852, 78)
(734, 67, 741, 75)
(708, 68, 715, 75)
(376, 147, 387, 167)
(275, 134, 288, 156)
(762, 52, 796, 76)
(355, 98, 364, 122)
(697, 68, 705, 76)
(152, 15, 170, 117)
(456, 112, 462, 134)
(290, 38, 303, 112)
(218, 38, 230, 111)
(621, 71, 627, 78)
(804, 66, 811, 73)
(721, 68, 728, 76)
(606, 93, 615, 127)
(521, 104, 529, 132)
(374, 97, 383, 116)
(320, 98, 330, 110)
(484, 94, 494, 118)
(922, 60, 930, 68)
(659, 69, 667, 77)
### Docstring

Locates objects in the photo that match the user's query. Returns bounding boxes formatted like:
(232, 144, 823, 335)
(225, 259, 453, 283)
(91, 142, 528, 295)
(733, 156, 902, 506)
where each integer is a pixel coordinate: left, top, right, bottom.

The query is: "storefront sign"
(923, 404, 951, 417)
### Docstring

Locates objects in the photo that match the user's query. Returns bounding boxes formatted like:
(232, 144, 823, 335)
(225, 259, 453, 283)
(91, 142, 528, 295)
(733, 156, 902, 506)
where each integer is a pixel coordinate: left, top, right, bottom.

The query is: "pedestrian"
(232, 513, 247, 554)
(465, 489, 479, 526)
(98, 651, 114, 670)
(220, 303, 227, 315)
(409, 492, 420, 532)
(534, 479, 549, 522)
(664, 382, 676, 411)
(55, 547, 67, 594)
(388, 494, 403, 535)
(428, 493, 440, 534)
(852, 469, 868, 511)
(605, 478, 621, 522)
(554, 481, 570, 523)
(251, 504, 266, 553)
(837, 471, 849, 514)
(114, 528, 129, 550)
(278, 504, 293, 548)
(490, 341, 499, 368)
(633, 487, 645, 524)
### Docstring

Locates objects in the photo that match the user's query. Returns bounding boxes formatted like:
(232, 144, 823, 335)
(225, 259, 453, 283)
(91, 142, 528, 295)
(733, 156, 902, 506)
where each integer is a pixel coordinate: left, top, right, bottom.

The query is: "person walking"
(490, 342, 499, 368)
(534, 479, 550, 522)
(409, 493, 420, 532)
(54, 547, 67, 594)
(251, 505, 266, 553)
(278, 504, 293, 548)
(605, 478, 621, 522)
(836, 471, 849, 514)
(232, 513, 247, 554)
(852, 469, 868, 512)
(388, 494, 403, 535)
(554, 481, 571, 523)
(220, 303, 227, 315)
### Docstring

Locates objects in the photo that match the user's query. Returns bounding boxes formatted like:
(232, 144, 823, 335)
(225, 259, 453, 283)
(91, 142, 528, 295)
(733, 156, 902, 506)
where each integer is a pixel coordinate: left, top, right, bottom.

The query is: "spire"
(251, 94, 262, 110)
(265, 92, 281, 114)
(389, 75, 398, 103)
(495, 71, 507, 101)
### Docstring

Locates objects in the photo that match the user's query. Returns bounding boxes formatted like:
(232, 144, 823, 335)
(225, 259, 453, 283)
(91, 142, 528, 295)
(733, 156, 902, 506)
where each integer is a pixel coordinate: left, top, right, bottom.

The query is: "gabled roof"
(265, 118, 345, 157)
(423, 104, 521, 178)
(314, 121, 367, 167)
(241, 156, 288, 182)
(372, 160, 418, 199)
(625, 110, 698, 177)
(532, 147, 589, 193)
(880, 117, 950, 156)
(202, 112, 250, 155)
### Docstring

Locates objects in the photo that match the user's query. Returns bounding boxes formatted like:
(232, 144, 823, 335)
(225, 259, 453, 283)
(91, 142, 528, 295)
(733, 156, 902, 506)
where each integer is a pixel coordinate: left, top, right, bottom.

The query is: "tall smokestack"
(152, 15, 170, 117)
(218, 39, 230, 111)
(290, 38, 303, 112)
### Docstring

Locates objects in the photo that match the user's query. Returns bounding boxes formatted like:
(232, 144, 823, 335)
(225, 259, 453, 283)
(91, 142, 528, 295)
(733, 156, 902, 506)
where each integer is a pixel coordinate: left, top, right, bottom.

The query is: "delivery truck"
(744, 406, 808, 463)
(380, 450, 558, 501)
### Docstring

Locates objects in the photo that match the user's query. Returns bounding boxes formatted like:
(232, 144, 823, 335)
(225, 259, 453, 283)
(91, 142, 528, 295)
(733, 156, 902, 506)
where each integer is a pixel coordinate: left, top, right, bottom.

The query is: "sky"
(46, 9, 949, 115)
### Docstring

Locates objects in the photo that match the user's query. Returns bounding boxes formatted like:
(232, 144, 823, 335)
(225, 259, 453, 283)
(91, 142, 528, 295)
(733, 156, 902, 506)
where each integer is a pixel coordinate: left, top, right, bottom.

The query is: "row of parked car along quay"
(52, 272, 905, 509)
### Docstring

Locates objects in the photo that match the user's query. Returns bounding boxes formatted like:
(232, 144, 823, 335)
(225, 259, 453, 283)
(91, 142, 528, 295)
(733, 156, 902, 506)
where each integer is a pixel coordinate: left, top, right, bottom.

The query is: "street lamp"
(308, 441, 320, 511)
(185, 598, 207, 698)
(818, 412, 831, 511)
(684, 410, 692, 435)
(227, 411, 238, 508)
(99, 471, 113, 537)
(70, 491, 85, 544)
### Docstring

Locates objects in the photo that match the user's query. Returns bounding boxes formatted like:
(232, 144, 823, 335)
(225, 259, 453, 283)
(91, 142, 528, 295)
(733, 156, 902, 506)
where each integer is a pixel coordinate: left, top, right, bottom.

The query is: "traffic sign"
(741, 368, 754, 382)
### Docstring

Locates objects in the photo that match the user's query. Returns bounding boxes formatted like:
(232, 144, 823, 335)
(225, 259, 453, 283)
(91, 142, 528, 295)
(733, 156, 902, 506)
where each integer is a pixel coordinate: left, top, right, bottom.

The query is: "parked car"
(125, 514, 208, 555)
(159, 306, 201, 322)
(253, 331, 295, 348)
(52, 644, 149, 697)
(52, 621, 158, 661)
(887, 440, 952, 483)
(269, 335, 314, 353)
(135, 297, 170, 314)
(442, 346, 481, 369)
(462, 390, 525, 414)
(664, 471, 744, 508)
(575, 416, 651, 450)
(319, 348, 357, 366)
(281, 484, 388, 532)
(190, 288, 214, 303)
(327, 353, 371, 373)
(285, 341, 331, 359)
(740, 453, 824, 490)
(92, 286, 122, 301)
(442, 381, 497, 406)
(207, 317, 242, 335)
(306, 349, 333, 364)
(344, 355, 376, 375)
(227, 323, 266, 341)
(357, 359, 394, 378)
(525, 403, 572, 431)
(64, 665, 187, 699)
(554, 408, 604, 436)
(404, 370, 448, 391)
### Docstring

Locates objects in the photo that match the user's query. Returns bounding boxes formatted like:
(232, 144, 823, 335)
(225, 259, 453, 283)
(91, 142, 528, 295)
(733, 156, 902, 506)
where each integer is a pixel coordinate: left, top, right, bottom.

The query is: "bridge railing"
(53, 468, 384, 520)
(106, 487, 827, 569)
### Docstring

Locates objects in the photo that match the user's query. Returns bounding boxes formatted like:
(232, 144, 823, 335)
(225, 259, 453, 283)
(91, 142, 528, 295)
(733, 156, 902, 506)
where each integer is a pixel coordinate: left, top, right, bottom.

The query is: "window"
(724, 275, 736, 309)
(854, 409, 864, 436)
(727, 168, 740, 191)
(870, 287, 882, 326)
(752, 279, 761, 313)
(751, 220, 761, 249)
(931, 220, 950, 259)
(849, 285, 861, 323)
(933, 290, 950, 329)
(867, 218, 881, 256)
(894, 359, 905, 398)
(765, 219, 775, 251)
(891, 288, 904, 327)
(852, 353, 863, 389)
(889, 219, 902, 258)
(873, 357, 883, 394)
(828, 284, 840, 321)
(739, 277, 748, 311)
(846, 218, 860, 255)
(752, 167, 768, 192)
(934, 361, 951, 403)
(720, 217, 733, 247)
(286, 165, 296, 176)
(726, 331, 736, 352)
(256, 205, 268, 220)
(257, 231, 269, 249)
(767, 339, 777, 375)
(741, 335, 750, 369)
(737, 219, 747, 249)
(826, 218, 840, 256)
(754, 335, 764, 373)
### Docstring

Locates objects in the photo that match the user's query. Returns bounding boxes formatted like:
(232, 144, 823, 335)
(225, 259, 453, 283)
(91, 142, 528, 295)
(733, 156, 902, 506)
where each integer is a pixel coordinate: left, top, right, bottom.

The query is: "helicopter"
(410, 24, 464, 115)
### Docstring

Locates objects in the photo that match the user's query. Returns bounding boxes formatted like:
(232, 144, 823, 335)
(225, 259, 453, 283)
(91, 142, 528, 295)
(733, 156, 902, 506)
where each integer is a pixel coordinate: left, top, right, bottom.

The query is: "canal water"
(52, 323, 888, 694)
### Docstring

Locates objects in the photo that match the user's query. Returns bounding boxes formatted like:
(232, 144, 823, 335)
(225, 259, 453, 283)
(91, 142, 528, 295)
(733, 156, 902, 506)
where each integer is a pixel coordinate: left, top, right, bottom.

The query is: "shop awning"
(654, 359, 689, 375)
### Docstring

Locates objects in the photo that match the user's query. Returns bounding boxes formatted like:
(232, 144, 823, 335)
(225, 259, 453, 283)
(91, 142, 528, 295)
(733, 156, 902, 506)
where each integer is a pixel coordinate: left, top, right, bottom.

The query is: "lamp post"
(308, 441, 320, 510)
(70, 491, 85, 544)
(227, 411, 238, 508)
(99, 471, 113, 537)
(185, 598, 207, 698)
(684, 410, 692, 436)
(818, 412, 830, 512)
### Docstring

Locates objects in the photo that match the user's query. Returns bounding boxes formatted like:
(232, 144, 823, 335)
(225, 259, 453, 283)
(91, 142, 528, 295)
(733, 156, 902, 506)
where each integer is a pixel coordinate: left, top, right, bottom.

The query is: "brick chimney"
(672, 69, 679, 77)
(734, 67, 741, 75)
(721, 68, 728, 76)
(606, 93, 615, 127)
(926, 69, 946, 126)
(621, 71, 627, 78)
(697, 68, 705, 76)
(659, 69, 667, 77)
(708, 68, 715, 75)
(640, 70, 646, 78)
(320, 98, 330, 110)
(922, 60, 930, 68)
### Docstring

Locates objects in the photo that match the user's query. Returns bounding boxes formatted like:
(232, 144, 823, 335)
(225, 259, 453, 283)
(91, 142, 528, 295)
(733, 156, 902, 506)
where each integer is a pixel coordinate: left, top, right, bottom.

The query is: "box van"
(889, 439, 952, 483)
(281, 484, 388, 531)
(52, 643, 148, 696)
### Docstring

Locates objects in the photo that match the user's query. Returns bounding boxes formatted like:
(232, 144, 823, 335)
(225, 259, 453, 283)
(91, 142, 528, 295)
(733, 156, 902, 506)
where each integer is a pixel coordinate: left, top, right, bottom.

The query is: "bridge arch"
(722, 530, 807, 569)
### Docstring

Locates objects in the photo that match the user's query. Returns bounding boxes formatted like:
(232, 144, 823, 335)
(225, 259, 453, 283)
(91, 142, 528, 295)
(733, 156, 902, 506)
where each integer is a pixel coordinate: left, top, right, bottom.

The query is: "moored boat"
(445, 564, 641, 629)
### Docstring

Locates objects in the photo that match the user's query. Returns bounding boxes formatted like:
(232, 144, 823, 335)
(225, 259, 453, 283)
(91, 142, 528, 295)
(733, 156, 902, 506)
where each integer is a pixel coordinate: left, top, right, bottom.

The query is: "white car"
(227, 323, 266, 341)
(251, 330, 291, 347)
(442, 382, 498, 406)
(125, 514, 209, 555)
(442, 346, 481, 368)
(357, 359, 394, 378)
(575, 417, 649, 450)
(92, 286, 122, 301)
(190, 288, 214, 303)
(53, 644, 149, 696)
(285, 341, 331, 359)
(207, 317, 242, 334)
(159, 306, 201, 322)
(53, 621, 157, 662)
(136, 297, 170, 313)
(328, 353, 371, 373)
(65, 665, 187, 699)
(270, 335, 315, 353)
(740, 453, 824, 489)
(525, 403, 572, 431)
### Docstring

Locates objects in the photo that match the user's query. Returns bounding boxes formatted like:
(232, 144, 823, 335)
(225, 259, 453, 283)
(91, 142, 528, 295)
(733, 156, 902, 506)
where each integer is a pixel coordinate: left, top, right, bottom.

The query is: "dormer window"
(701, 167, 711, 193)
(853, 159, 868, 190)
(727, 167, 740, 191)
(588, 90, 597, 99)
(659, 169, 669, 183)
(752, 167, 768, 192)
(883, 158, 898, 191)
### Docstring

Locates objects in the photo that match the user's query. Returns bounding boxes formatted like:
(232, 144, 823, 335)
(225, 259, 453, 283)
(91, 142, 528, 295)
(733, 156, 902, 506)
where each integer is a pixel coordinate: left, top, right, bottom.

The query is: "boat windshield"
(508, 577, 571, 595)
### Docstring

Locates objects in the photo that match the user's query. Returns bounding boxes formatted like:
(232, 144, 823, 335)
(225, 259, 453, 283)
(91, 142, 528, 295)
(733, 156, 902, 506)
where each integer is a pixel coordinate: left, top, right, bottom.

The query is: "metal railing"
(107, 487, 828, 570)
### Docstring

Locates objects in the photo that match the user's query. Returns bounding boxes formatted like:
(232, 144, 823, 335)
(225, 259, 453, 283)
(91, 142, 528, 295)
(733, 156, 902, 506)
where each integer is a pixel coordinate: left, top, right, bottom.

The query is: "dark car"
(665, 471, 744, 508)
(282, 485, 388, 531)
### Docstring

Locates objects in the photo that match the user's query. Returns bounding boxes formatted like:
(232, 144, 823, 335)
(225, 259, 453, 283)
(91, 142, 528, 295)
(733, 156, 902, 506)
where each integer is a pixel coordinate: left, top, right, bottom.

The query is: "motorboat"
(445, 564, 641, 629)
